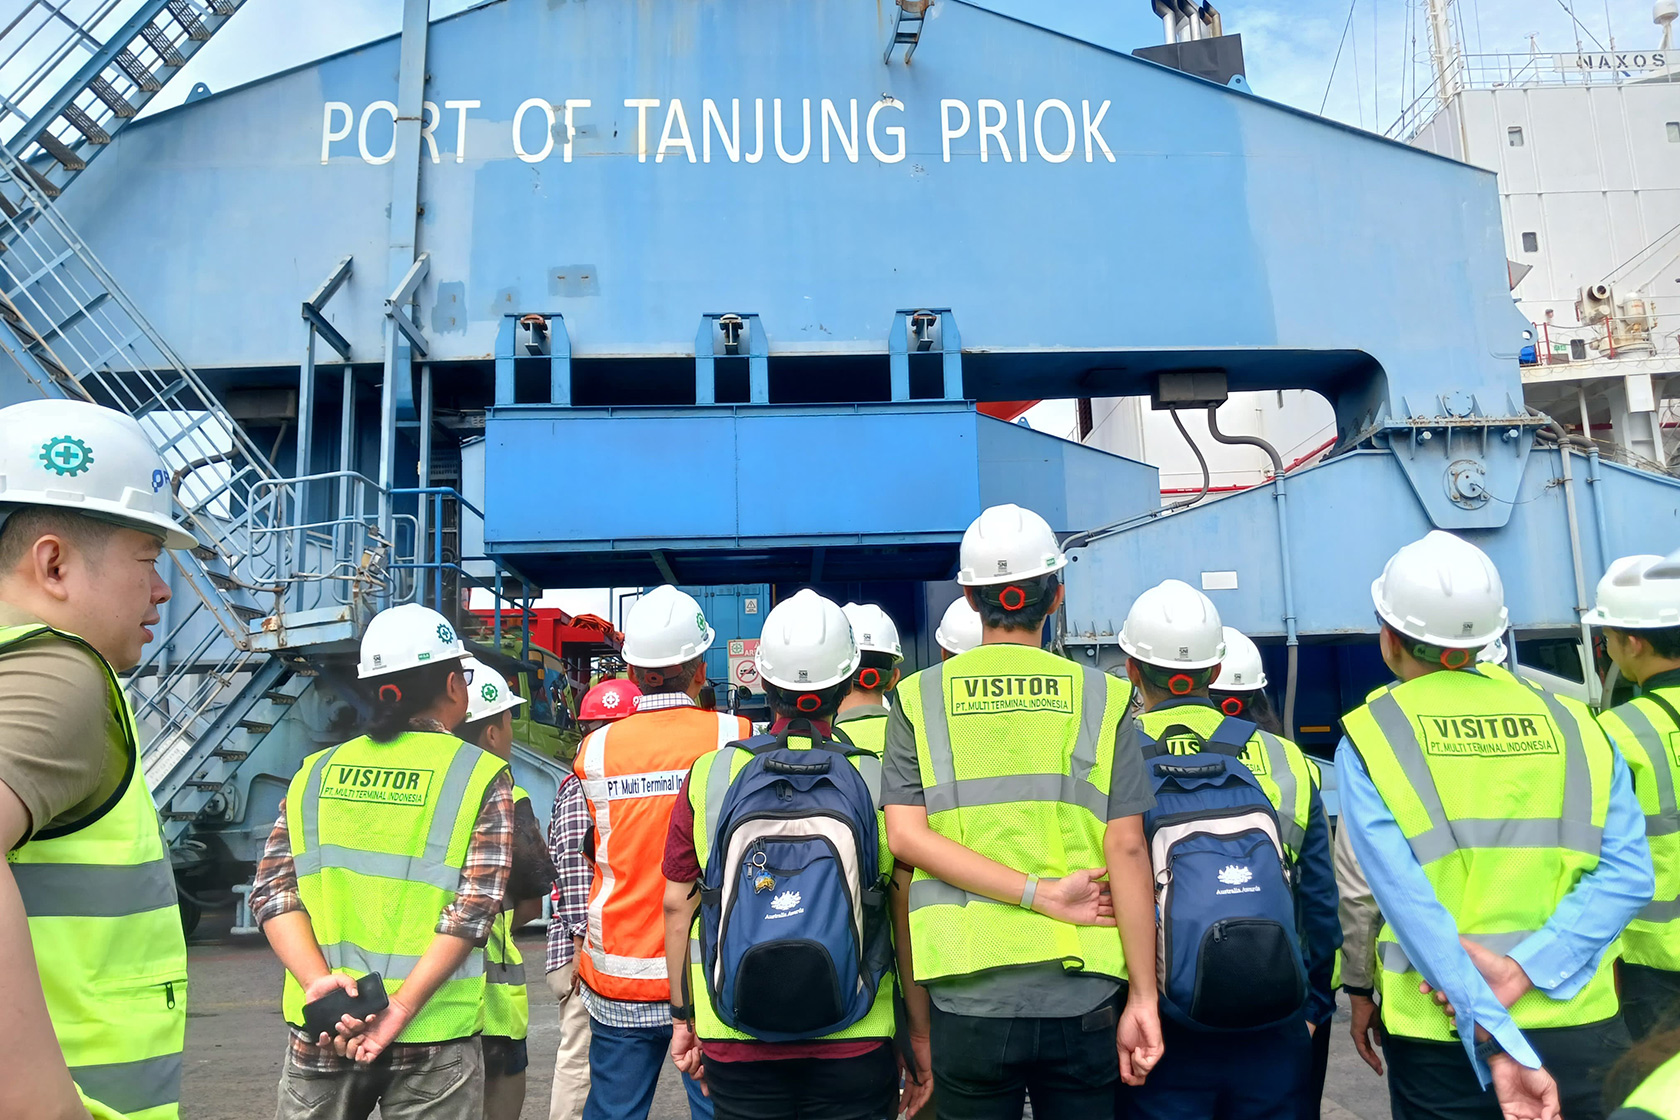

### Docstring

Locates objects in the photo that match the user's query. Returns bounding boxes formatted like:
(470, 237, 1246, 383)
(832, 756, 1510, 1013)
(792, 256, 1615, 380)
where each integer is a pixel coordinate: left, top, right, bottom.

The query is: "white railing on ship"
(1386, 50, 1677, 139)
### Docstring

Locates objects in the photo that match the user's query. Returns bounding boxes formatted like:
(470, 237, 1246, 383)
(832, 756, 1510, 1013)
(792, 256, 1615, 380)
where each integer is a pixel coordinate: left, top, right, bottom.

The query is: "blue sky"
(155, 0, 1667, 134)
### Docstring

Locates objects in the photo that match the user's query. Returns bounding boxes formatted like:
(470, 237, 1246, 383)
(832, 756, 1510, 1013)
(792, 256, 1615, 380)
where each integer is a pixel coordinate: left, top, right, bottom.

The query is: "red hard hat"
(580, 679, 641, 722)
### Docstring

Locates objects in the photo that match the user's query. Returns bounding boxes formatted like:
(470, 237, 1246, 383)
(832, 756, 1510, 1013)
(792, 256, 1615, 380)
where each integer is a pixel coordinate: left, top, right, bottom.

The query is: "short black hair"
(1208, 687, 1284, 735)
(1133, 658, 1217, 697)
(1610, 625, 1680, 661)
(970, 573, 1060, 634)
(0, 506, 121, 572)
(1383, 624, 1482, 670)
(852, 651, 897, 693)
(457, 711, 504, 746)
(764, 678, 851, 722)
(628, 656, 705, 696)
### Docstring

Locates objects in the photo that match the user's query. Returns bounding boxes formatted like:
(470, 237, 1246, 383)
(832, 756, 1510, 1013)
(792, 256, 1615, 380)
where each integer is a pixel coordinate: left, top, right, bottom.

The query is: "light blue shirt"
(1336, 736, 1652, 1085)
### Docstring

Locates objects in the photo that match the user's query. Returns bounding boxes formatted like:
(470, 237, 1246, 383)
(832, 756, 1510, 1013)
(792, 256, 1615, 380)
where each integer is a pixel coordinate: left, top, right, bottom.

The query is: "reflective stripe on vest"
(686, 736, 896, 1043)
(577, 707, 750, 1001)
(1344, 667, 1618, 1041)
(1137, 703, 1314, 862)
(283, 732, 506, 1043)
(483, 786, 532, 1041)
(898, 646, 1131, 985)
(3, 623, 187, 1120)
(1598, 690, 1680, 968)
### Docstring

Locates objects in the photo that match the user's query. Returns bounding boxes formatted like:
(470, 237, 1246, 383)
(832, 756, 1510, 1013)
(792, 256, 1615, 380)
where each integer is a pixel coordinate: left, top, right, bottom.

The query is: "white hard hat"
(1584, 554, 1680, 629)
(461, 655, 526, 722)
(1477, 634, 1510, 665)
(935, 597, 983, 655)
(842, 602, 903, 661)
(1372, 530, 1508, 649)
(622, 585, 715, 668)
(1119, 579, 1227, 670)
(0, 398, 196, 550)
(358, 603, 467, 679)
(756, 589, 860, 692)
(1212, 627, 1267, 691)
(957, 503, 1066, 587)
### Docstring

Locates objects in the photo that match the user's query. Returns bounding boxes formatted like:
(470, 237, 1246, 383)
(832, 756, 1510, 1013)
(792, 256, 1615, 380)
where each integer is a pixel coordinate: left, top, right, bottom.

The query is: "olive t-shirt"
(0, 602, 130, 846)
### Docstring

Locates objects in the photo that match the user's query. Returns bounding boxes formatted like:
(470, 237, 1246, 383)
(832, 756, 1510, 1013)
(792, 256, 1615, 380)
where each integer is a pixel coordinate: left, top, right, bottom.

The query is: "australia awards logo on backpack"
(766, 890, 803, 919)
(1215, 863, 1260, 896)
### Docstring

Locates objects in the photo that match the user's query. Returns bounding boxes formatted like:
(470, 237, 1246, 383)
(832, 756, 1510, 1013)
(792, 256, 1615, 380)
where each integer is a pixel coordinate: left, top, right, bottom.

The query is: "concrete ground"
(183, 911, 1392, 1119)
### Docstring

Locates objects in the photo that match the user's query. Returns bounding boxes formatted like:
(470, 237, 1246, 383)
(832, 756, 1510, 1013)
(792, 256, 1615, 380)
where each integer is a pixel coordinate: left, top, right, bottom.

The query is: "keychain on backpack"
(750, 851, 775, 893)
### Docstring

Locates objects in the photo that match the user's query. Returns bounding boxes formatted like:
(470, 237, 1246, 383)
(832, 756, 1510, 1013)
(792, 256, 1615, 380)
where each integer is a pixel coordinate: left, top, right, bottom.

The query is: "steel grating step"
(167, 1, 211, 41)
(113, 50, 163, 94)
(60, 106, 111, 145)
(35, 132, 85, 171)
(87, 77, 136, 119)
(141, 24, 186, 68)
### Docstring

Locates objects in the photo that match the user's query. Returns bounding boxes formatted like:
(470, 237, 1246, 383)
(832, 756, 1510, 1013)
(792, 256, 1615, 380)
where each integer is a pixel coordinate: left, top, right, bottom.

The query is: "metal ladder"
(0, 1, 251, 199)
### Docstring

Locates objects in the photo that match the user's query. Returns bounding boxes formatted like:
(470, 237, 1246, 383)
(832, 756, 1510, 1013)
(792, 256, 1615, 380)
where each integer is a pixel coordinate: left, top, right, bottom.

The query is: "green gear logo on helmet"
(39, 435, 93, 478)
(480, 682, 499, 703)
(436, 623, 455, 643)
(696, 612, 706, 635)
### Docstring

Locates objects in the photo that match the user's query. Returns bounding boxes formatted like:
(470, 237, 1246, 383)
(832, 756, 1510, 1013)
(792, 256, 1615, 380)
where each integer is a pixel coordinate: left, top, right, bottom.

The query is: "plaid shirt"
(545, 773, 592, 973)
(574, 690, 696, 1028)
(249, 718, 514, 1073)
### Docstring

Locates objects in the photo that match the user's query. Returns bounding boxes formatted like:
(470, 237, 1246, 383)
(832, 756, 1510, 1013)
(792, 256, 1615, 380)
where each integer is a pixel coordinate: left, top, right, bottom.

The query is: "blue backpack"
(696, 721, 894, 1041)
(1140, 715, 1307, 1032)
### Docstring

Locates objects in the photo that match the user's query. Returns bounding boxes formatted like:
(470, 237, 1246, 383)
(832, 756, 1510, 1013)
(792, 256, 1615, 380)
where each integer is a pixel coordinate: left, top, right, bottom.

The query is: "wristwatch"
(670, 1002, 695, 1022)
(1474, 1036, 1504, 1063)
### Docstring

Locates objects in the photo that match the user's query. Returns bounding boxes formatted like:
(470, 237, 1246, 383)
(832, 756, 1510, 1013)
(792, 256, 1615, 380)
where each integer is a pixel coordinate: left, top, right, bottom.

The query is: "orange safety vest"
(574, 706, 750, 1002)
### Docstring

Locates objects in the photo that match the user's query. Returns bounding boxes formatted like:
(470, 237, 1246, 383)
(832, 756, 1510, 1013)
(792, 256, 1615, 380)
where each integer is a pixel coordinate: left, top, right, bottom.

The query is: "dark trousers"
(929, 1001, 1119, 1120)
(1126, 1017, 1311, 1120)
(1620, 963, 1680, 1042)
(1301, 1012, 1333, 1120)
(704, 1043, 898, 1120)
(1384, 1015, 1632, 1120)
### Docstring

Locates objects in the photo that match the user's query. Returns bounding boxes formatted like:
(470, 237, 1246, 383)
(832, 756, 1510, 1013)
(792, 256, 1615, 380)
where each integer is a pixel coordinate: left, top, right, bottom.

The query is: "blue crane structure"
(0, 0, 1674, 908)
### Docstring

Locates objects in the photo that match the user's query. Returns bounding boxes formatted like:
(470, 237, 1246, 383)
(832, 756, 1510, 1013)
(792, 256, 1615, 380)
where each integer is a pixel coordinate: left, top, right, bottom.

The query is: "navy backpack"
(696, 721, 894, 1041)
(1140, 716, 1307, 1031)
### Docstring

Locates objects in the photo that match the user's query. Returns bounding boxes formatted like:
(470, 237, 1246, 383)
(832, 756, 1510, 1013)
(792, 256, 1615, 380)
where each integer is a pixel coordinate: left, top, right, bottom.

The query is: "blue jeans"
(582, 1019, 712, 1120)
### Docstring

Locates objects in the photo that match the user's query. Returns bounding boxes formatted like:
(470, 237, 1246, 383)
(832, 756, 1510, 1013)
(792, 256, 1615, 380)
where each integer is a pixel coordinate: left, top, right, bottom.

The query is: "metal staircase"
(0, 1, 251, 198)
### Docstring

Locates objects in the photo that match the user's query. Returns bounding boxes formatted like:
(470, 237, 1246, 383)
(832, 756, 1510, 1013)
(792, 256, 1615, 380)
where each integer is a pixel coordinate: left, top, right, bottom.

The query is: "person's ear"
(964, 587, 980, 610)
(1049, 583, 1066, 613)
(887, 667, 902, 692)
(33, 535, 73, 602)
(1125, 658, 1144, 689)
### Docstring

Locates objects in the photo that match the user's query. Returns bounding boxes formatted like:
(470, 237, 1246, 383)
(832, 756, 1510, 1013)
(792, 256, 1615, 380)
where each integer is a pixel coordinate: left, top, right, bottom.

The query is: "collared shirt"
(250, 717, 515, 1073)
(1335, 736, 1653, 1085)
(578, 688, 699, 1029)
(835, 701, 891, 725)
(546, 773, 592, 974)
(1635, 666, 1680, 694)
(634, 690, 698, 713)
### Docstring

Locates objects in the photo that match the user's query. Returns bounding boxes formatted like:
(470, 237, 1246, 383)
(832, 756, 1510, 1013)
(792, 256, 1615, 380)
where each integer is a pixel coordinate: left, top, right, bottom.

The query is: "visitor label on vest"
(320, 764, 435, 804)
(596, 769, 689, 800)
(1418, 714, 1560, 757)
(948, 674, 1075, 715)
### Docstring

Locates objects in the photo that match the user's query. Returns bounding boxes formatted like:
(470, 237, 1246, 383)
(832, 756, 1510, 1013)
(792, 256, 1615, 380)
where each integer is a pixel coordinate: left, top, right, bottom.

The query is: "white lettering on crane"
(513, 98, 556, 163)
(321, 102, 352, 163)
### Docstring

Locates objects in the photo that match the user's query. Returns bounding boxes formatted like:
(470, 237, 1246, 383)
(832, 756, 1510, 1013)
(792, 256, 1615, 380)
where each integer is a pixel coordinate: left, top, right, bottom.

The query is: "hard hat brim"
(621, 624, 716, 668)
(958, 558, 1064, 587)
(3, 492, 200, 551)
(469, 693, 528, 721)
(1117, 634, 1226, 671)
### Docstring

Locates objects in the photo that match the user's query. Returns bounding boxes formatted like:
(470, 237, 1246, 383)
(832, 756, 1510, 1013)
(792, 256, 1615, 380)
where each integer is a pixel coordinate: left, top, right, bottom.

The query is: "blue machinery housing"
(10, 0, 1680, 742)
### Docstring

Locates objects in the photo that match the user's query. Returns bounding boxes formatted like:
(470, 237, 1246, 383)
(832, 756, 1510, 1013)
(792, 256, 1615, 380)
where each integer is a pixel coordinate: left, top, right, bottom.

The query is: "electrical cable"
(1322, 0, 1361, 114)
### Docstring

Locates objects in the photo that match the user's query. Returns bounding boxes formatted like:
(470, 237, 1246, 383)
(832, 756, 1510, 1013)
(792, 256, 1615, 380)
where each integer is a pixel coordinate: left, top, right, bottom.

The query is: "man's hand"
(1462, 939, 1533, 1009)
(345, 995, 415, 1065)
(898, 1031, 933, 1117)
(300, 974, 369, 1052)
(1488, 1053, 1560, 1120)
(670, 1019, 707, 1097)
(1033, 870, 1115, 927)
(1348, 993, 1384, 1075)
(1118, 996, 1164, 1086)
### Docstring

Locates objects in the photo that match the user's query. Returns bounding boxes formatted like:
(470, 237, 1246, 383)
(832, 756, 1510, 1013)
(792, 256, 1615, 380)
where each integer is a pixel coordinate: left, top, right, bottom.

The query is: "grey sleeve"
(1334, 819, 1381, 990)
(879, 701, 925, 807)
(1106, 713, 1155, 820)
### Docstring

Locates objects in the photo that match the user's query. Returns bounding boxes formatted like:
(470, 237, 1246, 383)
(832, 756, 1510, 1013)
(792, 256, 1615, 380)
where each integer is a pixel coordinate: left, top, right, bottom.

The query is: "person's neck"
(837, 690, 886, 714)
(981, 625, 1041, 647)
(1626, 655, 1680, 686)
(0, 589, 109, 663)
(1140, 688, 1211, 712)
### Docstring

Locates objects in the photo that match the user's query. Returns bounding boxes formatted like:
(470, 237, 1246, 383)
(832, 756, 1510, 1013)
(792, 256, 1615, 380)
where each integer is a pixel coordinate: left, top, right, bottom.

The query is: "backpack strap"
(1140, 714, 1255, 759)
(1640, 688, 1680, 736)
